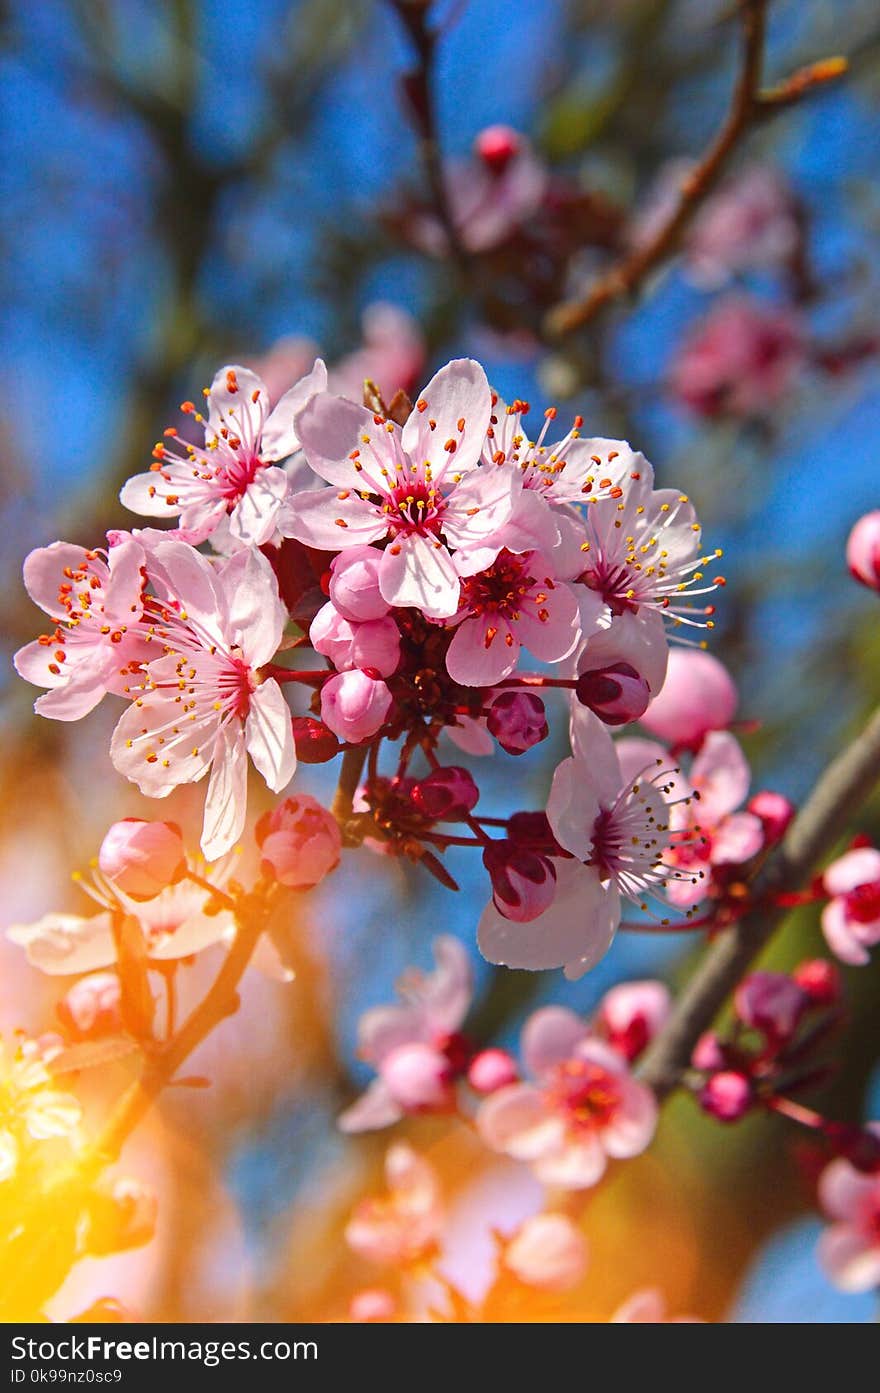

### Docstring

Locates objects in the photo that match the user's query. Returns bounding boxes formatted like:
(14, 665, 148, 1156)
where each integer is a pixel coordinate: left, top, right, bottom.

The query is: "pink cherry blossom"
(339, 935, 473, 1132)
(14, 539, 148, 721)
(310, 601, 401, 678)
(821, 846, 880, 965)
(817, 1145, 880, 1292)
(320, 669, 393, 743)
(286, 359, 513, 619)
(477, 1008, 657, 1189)
(410, 766, 479, 821)
(639, 647, 737, 750)
(445, 549, 581, 687)
(734, 971, 808, 1042)
(748, 789, 795, 844)
(344, 1143, 444, 1266)
(329, 302, 426, 405)
(120, 360, 327, 549)
(255, 794, 341, 889)
(97, 820, 186, 899)
(670, 295, 805, 419)
(846, 511, 880, 592)
(409, 130, 547, 256)
(504, 1212, 588, 1292)
(662, 731, 765, 909)
(57, 972, 123, 1038)
(109, 542, 296, 860)
(596, 980, 671, 1062)
(686, 165, 800, 288)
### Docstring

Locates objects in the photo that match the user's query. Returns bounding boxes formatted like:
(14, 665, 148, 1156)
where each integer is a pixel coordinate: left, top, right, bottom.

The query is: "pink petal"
(260, 358, 328, 460)
(379, 532, 461, 619)
(201, 725, 248, 860)
(218, 546, 288, 667)
(513, 579, 581, 664)
(418, 934, 474, 1034)
(442, 466, 520, 552)
(227, 468, 290, 547)
(294, 391, 385, 488)
(445, 613, 519, 687)
(598, 1075, 658, 1158)
(206, 364, 269, 445)
(402, 358, 491, 479)
(546, 755, 603, 860)
(245, 681, 297, 793)
(710, 811, 764, 866)
(283, 487, 385, 550)
(533, 1135, 607, 1189)
(521, 1006, 588, 1080)
(823, 847, 880, 897)
(22, 543, 94, 618)
(7, 911, 116, 975)
(690, 730, 751, 821)
(821, 900, 871, 966)
(818, 1157, 880, 1222)
(358, 1004, 430, 1064)
(338, 1079, 404, 1134)
(818, 1225, 880, 1292)
(477, 1084, 566, 1161)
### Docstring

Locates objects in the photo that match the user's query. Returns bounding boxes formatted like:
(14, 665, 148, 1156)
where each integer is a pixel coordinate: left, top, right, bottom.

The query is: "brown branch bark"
(641, 703, 880, 1099)
(544, 1, 845, 338)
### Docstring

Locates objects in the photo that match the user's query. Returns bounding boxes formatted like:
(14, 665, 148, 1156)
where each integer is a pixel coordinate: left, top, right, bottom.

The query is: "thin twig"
(641, 703, 880, 1099)
(545, 2, 845, 338)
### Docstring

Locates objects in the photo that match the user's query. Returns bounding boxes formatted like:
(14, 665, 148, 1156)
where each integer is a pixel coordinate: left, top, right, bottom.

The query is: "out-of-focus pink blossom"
(97, 820, 185, 900)
(477, 1007, 657, 1189)
(486, 691, 548, 755)
(596, 980, 671, 1062)
(409, 129, 547, 256)
(14, 540, 149, 722)
(339, 936, 473, 1132)
(311, 602, 401, 678)
(247, 335, 320, 406)
(255, 794, 341, 890)
(640, 647, 737, 750)
(328, 546, 390, 622)
(734, 971, 807, 1042)
(818, 1141, 880, 1292)
(747, 789, 795, 844)
(468, 1049, 519, 1095)
(692, 1031, 726, 1072)
(345, 1143, 443, 1267)
(57, 972, 123, 1038)
(504, 1213, 588, 1292)
(663, 731, 765, 909)
(793, 958, 841, 1006)
(611, 1287, 702, 1322)
(686, 166, 800, 288)
(411, 766, 479, 821)
(320, 669, 393, 743)
(698, 1070, 753, 1122)
(670, 295, 805, 420)
(846, 511, 880, 592)
(821, 846, 880, 965)
(329, 303, 426, 405)
(349, 1288, 397, 1323)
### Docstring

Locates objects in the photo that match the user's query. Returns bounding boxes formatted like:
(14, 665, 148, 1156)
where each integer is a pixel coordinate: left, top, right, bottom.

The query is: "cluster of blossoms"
(14, 353, 742, 975)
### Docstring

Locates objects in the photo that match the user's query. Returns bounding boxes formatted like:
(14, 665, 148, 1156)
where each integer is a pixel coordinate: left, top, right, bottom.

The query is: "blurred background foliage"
(1, 0, 879, 1321)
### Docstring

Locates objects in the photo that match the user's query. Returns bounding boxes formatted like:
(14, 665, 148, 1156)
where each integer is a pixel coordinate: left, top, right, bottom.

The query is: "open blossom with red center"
(445, 548, 582, 687)
(109, 541, 296, 859)
(120, 361, 327, 549)
(821, 846, 880, 964)
(477, 1006, 657, 1189)
(14, 539, 149, 720)
(817, 1137, 880, 1292)
(339, 936, 473, 1132)
(285, 359, 520, 619)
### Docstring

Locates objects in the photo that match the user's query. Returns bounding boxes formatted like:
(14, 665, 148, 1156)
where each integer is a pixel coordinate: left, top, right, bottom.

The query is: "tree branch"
(640, 703, 880, 1099)
(544, 1, 845, 338)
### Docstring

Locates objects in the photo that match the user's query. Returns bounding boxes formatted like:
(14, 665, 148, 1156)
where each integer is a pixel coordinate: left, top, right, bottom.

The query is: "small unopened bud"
(382, 1042, 455, 1113)
(748, 789, 795, 844)
(98, 820, 185, 899)
(411, 766, 479, 821)
(640, 648, 737, 750)
(256, 795, 341, 889)
(699, 1070, 753, 1122)
(57, 972, 122, 1038)
(576, 663, 651, 726)
(320, 669, 392, 743)
(475, 124, 522, 174)
(291, 716, 341, 764)
(692, 1031, 726, 1072)
(483, 839, 557, 922)
(487, 691, 548, 755)
(734, 971, 807, 1041)
(468, 1048, 519, 1095)
(793, 958, 841, 1006)
(846, 510, 880, 592)
(329, 546, 389, 621)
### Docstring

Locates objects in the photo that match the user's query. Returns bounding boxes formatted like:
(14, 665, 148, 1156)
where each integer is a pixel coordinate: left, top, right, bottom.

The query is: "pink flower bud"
(486, 691, 548, 755)
(475, 124, 522, 174)
(793, 958, 841, 1006)
(411, 766, 479, 821)
(598, 980, 671, 1061)
(255, 794, 341, 889)
(291, 716, 341, 764)
(505, 1213, 588, 1293)
(97, 819, 186, 899)
(734, 971, 807, 1041)
(483, 840, 557, 922)
(381, 1042, 455, 1113)
(507, 811, 558, 849)
(467, 1048, 519, 1094)
(311, 602, 400, 678)
(747, 789, 795, 844)
(846, 511, 880, 592)
(699, 1070, 753, 1122)
(576, 663, 651, 726)
(86, 1177, 158, 1255)
(321, 669, 393, 743)
(349, 1289, 396, 1323)
(640, 648, 737, 750)
(329, 547, 389, 621)
(57, 972, 122, 1038)
(692, 1031, 726, 1072)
